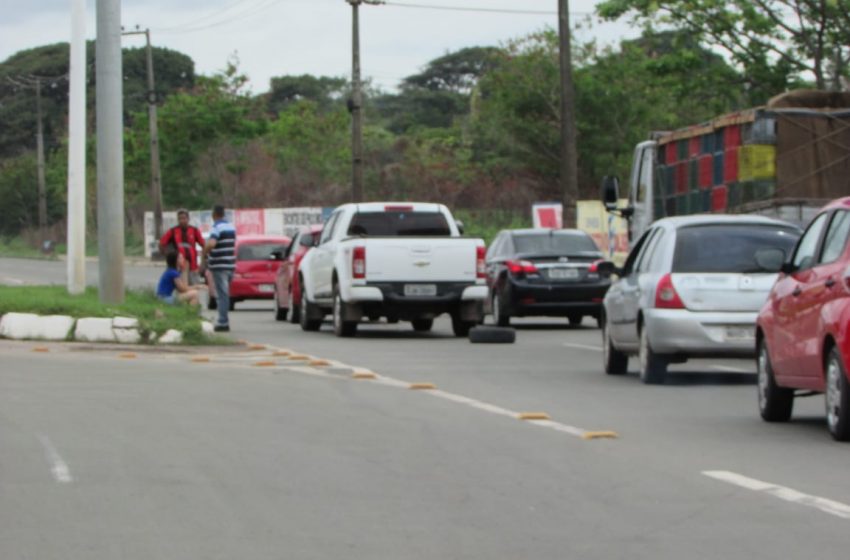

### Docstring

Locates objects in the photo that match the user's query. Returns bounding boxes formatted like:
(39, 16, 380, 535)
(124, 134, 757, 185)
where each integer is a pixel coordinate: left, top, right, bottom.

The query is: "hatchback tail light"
(506, 259, 539, 277)
(352, 246, 366, 279)
(654, 273, 685, 309)
(588, 259, 605, 273)
(476, 246, 486, 279)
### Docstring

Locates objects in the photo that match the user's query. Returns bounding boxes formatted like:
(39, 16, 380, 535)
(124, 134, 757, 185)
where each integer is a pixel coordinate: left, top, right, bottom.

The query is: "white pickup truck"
(298, 202, 488, 337)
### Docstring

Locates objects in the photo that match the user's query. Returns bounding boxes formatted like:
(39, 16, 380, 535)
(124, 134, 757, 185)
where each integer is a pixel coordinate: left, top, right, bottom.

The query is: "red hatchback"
(756, 197, 850, 440)
(206, 235, 291, 311)
(272, 225, 323, 323)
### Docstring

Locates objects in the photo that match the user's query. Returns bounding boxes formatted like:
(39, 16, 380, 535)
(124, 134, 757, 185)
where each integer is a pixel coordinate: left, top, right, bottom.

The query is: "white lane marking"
(712, 365, 753, 373)
(703, 470, 850, 520)
(562, 343, 603, 352)
(37, 435, 73, 484)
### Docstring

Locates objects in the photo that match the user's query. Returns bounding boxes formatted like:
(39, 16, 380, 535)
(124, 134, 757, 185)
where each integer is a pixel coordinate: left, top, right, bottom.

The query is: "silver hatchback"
(601, 215, 801, 384)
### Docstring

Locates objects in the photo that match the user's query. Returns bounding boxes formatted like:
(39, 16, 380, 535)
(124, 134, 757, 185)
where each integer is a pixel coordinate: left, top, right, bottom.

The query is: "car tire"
(639, 326, 667, 384)
(332, 288, 358, 338)
(411, 319, 433, 332)
(469, 326, 516, 344)
(207, 296, 217, 311)
(288, 290, 301, 324)
(299, 294, 322, 332)
(825, 348, 850, 441)
(492, 291, 510, 327)
(602, 320, 628, 375)
(568, 314, 583, 327)
(757, 339, 794, 422)
(451, 315, 475, 338)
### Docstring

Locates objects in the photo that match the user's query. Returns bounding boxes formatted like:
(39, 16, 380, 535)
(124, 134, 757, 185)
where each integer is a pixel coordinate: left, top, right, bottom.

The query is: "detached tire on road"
(469, 326, 516, 344)
(825, 348, 850, 441)
(757, 339, 793, 422)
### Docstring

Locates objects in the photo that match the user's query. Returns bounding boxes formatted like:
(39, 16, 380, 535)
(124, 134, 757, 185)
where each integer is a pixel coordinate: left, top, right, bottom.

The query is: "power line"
(155, 0, 285, 34)
(156, 0, 266, 31)
(381, 1, 589, 16)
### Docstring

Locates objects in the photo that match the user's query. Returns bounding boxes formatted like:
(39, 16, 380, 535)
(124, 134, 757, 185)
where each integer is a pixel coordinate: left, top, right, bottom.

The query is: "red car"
(272, 225, 323, 323)
(206, 235, 291, 311)
(756, 197, 850, 441)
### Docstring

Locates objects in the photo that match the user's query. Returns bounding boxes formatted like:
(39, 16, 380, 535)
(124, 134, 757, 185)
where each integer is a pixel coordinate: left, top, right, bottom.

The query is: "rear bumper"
(230, 279, 276, 300)
(345, 282, 485, 320)
(645, 308, 758, 357)
(507, 279, 608, 317)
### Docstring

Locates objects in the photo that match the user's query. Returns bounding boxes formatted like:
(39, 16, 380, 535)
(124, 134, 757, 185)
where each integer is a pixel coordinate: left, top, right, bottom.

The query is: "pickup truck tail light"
(654, 273, 685, 309)
(352, 246, 366, 279)
(476, 246, 486, 279)
(506, 260, 538, 277)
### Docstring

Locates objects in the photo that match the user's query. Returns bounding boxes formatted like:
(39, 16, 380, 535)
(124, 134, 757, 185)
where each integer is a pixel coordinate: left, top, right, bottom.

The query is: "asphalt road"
(2, 258, 849, 558)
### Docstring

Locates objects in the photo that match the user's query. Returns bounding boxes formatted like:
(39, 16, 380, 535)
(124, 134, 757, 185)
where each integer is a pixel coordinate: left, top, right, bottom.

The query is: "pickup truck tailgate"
(363, 239, 478, 282)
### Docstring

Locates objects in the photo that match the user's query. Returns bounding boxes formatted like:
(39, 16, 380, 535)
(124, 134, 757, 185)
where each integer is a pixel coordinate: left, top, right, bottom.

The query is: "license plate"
(549, 268, 580, 280)
(725, 326, 753, 340)
(404, 284, 437, 297)
(259, 284, 275, 293)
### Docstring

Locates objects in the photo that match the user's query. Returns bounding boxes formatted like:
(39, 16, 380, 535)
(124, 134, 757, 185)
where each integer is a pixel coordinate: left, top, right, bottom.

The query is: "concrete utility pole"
(67, 0, 87, 295)
(35, 78, 48, 235)
(96, 0, 125, 303)
(346, 0, 382, 203)
(123, 27, 164, 242)
(558, 0, 579, 227)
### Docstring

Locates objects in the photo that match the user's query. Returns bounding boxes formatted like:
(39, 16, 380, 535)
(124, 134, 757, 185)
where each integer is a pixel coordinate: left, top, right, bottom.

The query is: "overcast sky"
(0, 0, 637, 93)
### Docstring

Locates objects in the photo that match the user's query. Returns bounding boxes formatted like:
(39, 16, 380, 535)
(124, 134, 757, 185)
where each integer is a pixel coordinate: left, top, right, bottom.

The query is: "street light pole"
(67, 0, 87, 295)
(558, 0, 579, 227)
(96, 0, 125, 303)
(35, 78, 48, 236)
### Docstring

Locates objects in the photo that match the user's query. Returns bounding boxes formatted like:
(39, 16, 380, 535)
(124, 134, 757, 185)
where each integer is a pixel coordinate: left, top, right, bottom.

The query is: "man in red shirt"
(159, 209, 206, 285)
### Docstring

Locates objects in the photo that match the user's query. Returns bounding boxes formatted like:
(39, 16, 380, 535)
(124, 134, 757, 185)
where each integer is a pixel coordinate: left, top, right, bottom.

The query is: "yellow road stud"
(32, 347, 50, 353)
(352, 371, 377, 380)
(248, 344, 266, 351)
(253, 361, 276, 367)
(518, 412, 551, 421)
(119, 353, 137, 359)
(288, 354, 309, 361)
(309, 359, 332, 367)
(191, 356, 211, 363)
(409, 383, 436, 390)
(272, 350, 291, 357)
(582, 431, 619, 440)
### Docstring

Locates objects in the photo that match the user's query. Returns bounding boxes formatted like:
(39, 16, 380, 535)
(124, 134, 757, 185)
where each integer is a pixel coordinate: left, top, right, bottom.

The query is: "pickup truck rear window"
(673, 224, 799, 273)
(347, 212, 451, 236)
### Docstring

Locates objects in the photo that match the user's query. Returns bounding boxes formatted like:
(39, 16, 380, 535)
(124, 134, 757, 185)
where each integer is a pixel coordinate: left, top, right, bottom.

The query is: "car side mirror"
(779, 262, 796, 275)
(601, 175, 620, 210)
(595, 261, 619, 278)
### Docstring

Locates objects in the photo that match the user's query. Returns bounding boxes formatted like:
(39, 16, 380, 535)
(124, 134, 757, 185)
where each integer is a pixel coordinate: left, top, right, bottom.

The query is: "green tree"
(266, 74, 347, 114)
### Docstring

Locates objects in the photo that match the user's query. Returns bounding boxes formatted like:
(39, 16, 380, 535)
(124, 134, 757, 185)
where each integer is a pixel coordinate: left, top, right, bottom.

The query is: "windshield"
(673, 224, 799, 273)
(237, 242, 288, 261)
(347, 211, 451, 236)
(513, 233, 599, 255)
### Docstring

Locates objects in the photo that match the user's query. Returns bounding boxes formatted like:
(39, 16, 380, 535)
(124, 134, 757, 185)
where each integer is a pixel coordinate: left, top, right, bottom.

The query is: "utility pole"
(67, 0, 87, 295)
(558, 0, 579, 227)
(96, 0, 125, 303)
(346, 0, 382, 203)
(35, 78, 48, 235)
(123, 27, 164, 244)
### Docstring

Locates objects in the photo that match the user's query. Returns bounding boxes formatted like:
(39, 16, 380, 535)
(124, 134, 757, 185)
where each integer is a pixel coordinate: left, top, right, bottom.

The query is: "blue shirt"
(157, 268, 181, 297)
(208, 219, 237, 270)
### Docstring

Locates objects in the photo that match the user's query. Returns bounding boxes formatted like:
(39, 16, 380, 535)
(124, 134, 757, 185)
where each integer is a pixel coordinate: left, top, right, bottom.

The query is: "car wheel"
(451, 315, 475, 338)
(492, 292, 510, 327)
(274, 290, 288, 322)
(411, 319, 433, 332)
(299, 293, 322, 332)
(207, 296, 217, 311)
(332, 287, 358, 338)
(568, 314, 583, 327)
(602, 320, 628, 375)
(639, 326, 667, 384)
(825, 348, 850, 441)
(288, 290, 301, 324)
(469, 326, 516, 344)
(757, 339, 794, 422)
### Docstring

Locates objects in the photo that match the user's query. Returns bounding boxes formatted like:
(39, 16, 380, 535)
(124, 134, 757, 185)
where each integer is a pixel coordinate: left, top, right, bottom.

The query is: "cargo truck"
(603, 90, 850, 241)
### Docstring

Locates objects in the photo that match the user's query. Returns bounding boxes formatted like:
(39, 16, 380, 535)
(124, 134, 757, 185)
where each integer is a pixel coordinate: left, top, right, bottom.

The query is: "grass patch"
(0, 237, 55, 260)
(0, 285, 226, 346)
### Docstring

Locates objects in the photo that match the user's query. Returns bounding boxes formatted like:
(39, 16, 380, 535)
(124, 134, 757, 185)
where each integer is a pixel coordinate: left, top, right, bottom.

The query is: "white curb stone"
(158, 329, 183, 344)
(0, 313, 75, 341)
(74, 318, 117, 343)
(201, 321, 214, 335)
(112, 316, 139, 329)
(112, 316, 141, 344)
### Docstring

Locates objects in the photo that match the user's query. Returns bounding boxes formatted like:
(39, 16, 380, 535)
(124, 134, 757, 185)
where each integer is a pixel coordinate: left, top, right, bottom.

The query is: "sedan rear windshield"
(513, 233, 599, 255)
(237, 243, 288, 261)
(673, 224, 799, 273)
(347, 211, 451, 236)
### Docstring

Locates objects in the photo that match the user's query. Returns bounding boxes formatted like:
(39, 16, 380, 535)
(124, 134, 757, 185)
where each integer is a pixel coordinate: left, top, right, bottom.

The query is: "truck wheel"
(299, 295, 322, 332)
(757, 340, 794, 422)
(288, 290, 300, 324)
(602, 321, 628, 375)
(492, 292, 510, 327)
(825, 348, 850, 441)
(469, 326, 515, 344)
(411, 319, 433, 332)
(639, 327, 667, 385)
(452, 315, 475, 338)
(332, 288, 358, 338)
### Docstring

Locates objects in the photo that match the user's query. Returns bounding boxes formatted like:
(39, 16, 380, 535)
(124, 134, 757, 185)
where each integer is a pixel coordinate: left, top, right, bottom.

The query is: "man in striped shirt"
(202, 205, 237, 332)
